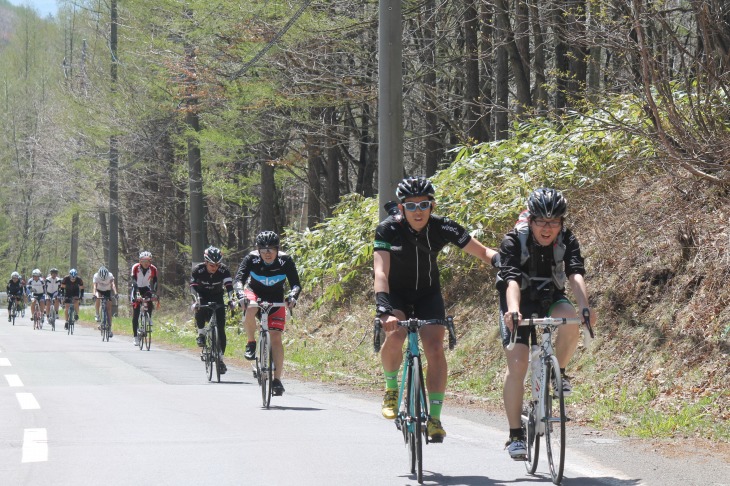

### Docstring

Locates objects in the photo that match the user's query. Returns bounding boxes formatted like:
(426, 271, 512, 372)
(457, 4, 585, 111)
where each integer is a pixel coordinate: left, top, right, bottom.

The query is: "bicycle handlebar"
(506, 308, 594, 351)
(235, 297, 291, 317)
(373, 316, 457, 353)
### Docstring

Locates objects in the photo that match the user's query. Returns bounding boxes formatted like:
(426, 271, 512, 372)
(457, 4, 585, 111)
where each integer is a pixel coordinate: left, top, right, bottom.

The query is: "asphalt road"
(0, 309, 727, 485)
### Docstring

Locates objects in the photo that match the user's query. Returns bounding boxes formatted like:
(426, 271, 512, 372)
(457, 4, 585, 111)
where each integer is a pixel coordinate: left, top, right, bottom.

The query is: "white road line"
(22, 428, 48, 463)
(5, 374, 23, 386)
(0, 357, 10, 366)
(16, 393, 40, 410)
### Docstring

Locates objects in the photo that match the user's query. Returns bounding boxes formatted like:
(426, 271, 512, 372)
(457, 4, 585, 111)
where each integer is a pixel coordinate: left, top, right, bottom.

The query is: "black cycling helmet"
(255, 231, 280, 248)
(203, 246, 223, 264)
(395, 176, 435, 202)
(527, 187, 568, 219)
(49, 268, 58, 274)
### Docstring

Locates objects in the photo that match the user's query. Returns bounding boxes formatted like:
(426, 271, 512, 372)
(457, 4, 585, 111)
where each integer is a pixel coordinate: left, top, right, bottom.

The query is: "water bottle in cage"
(530, 345, 541, 401)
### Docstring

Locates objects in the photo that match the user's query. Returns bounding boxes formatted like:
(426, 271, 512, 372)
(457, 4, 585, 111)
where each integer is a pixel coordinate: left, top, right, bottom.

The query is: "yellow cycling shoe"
(381, 390, 398, 420)
(427, 417, 446, 443)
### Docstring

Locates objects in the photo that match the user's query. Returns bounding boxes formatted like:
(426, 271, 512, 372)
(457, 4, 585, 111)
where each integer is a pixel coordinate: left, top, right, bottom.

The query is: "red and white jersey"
(130, 263, 158, 290)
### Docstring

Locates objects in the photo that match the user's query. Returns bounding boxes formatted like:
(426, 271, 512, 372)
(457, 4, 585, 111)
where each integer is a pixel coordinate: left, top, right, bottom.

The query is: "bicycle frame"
(240, 298, 288, 408)
(196, 301, 226, 382)
(373, 316, 456, 484)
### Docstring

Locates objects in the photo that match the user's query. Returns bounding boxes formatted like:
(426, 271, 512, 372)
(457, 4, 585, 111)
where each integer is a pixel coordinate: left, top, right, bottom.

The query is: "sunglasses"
(403, 201, 432, 212)
(258, 247, 278, 254)
(532, 219, 562, 228)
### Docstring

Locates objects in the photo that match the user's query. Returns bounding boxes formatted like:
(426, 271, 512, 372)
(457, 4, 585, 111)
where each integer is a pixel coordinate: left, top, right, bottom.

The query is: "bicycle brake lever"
(447, 316, 456, 350)
(581, 307, 594, 347)
(373, 318, 382, 353)
(506, 312, 519, 351)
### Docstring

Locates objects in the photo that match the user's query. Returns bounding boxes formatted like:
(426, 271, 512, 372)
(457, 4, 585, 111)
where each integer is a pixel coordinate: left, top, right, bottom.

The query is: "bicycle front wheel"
(11, 302, 16, 325)
(544, 355, 566, 485)
(412, 357, 424, 484)
(259, 333, 272, 408)
(68, 308, 75, 335)
(212, 326, 222, 383)
(144, 319, 152, 350)
(49, 306, 55, 331)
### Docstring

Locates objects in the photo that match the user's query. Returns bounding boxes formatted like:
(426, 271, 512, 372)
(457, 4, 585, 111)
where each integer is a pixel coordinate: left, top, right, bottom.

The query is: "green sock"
(429, 392, 445, 419)
(384, 370, 399, 391)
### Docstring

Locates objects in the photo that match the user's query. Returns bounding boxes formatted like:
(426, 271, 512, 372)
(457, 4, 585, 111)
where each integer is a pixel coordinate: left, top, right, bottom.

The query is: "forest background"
(0, 0, 728, 444)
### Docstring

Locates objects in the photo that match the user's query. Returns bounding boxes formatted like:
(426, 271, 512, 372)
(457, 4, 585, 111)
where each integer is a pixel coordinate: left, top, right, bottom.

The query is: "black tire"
(212, 326, 221, 383)
(49, 306, 55, 331)
(68, 307, 75, 335)
(11, 301, 16, 326)
(138, 312, 147, 350)
(412, 357, 424, 484)
(545, 355, 566, 485)
(523, 401, 540, 474)
(144, 320, 151, 350)
(205, 317, 215, 382)
(259, 333, 272, 408)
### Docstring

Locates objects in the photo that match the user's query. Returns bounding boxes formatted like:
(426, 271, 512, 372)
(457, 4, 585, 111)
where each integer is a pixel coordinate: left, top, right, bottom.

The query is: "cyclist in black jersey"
(497, 188, 597, 460)
(374, 176, 500, 443)
(6, 272, 24, 321)
(234, 231, 301, 396)
(190, 246, 236, 374)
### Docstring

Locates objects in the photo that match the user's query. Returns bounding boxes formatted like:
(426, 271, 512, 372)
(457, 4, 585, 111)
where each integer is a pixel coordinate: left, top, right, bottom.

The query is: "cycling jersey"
(7, 279, 24, 296)
(61, 276, 84, 298)
(498, 227, 585, 293)
(374, 214, 471, 291)
(234, 251, 301, 302)
(45, 276, 62, 294)
(130, 263, 158, 293)
(93, 272, 115, 292)
(190, 262, 234, 297)
(26, 277, 46, 295)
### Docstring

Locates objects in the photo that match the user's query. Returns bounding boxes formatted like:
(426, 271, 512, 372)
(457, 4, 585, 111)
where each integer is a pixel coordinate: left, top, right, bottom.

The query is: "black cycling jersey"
(190, 263, 234, 298)
(234, 251, 301, 302)
(6, 280, 24, 296)
(498, 227, 585, 294)
(374, 214, 471, 291)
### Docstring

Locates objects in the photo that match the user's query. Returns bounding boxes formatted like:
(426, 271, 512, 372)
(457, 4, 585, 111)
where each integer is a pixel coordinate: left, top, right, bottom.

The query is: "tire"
(259, 333, 272, 408)
(11, 301, 16, 326)
(411, 356, 423, 484)
(34, 308, 41, 330)
(138, 313, 147, 350)
(523, 401, 540, 474)
(144, 320, 152, 351)
(205, 317, 215, 382)
(68, 308, 75, 335)
(212, 326, 221, 383)
(544, 355, 566, 485)
(49, 306, 55, 331)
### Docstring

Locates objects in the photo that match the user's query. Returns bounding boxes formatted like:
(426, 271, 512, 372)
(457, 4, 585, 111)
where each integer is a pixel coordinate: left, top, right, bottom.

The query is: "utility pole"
(377, 0, 404, 220)
(109, 0, 119, 314)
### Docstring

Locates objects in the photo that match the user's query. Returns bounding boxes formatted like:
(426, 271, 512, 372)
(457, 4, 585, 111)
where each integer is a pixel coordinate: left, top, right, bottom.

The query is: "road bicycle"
(240, 298, 288, 409)
(31, 296, 43, 330)
(508, 310, 594, 485)
(373, 316, 456, 484)
(99, 295, 117, 342)
(135, 293, 155, 351)
(66, 297, 79, 335)
(196, 301, 226, 382)
(47, 294, 58, 331)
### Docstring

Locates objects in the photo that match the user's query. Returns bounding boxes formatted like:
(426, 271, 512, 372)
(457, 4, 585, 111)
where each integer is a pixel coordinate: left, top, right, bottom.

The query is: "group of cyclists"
(374, 176, 597, 460)
(4, 175, 595, 463)
(6, 268, 85, 329)
(189, 231, 301, 396)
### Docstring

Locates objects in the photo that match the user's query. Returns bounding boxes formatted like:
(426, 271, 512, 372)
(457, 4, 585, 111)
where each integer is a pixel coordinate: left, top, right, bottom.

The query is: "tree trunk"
(260, 161, 276, 231)
(324, 106, 339, 216)
(464, 0, 483, 141)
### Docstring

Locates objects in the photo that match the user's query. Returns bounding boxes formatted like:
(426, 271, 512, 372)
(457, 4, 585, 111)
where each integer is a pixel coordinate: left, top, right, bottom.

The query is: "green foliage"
(288, 112, 650, 306)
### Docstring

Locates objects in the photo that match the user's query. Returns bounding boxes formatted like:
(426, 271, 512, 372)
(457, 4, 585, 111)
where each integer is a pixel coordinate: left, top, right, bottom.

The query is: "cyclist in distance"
(497, 187, 597, 460)
(130, 251, 158, 347)
(93, 265, 118, 338)
(6, 272, 24, 321)
(234, 230, 301, 396)
(190, 246, 236, 374)
(26, 269, 47, 324)
(374, 176, 500, 443)
(60, 269, 84, 330)
(45, 268, 62, 320)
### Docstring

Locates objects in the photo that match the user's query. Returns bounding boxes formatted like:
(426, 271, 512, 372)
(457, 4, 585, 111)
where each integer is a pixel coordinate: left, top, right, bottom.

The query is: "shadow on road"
(267, 405, 323, 412)
(413, 471, 643, 485)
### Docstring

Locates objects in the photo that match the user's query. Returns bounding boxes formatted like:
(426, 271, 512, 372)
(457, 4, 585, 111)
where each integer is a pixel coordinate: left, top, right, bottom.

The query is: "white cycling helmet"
(11, 272, 20, 279)
(139, 251, 152, 261)
(32, 269, 41, 277)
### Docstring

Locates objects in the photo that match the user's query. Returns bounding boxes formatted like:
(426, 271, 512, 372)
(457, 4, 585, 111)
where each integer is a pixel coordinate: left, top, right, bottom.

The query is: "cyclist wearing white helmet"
(26, 269, 47, 324)
(45, 268, 62, 320)
(374, 176, 500, 443)
(497, 187, 597, 460)
(60, 269, 84, 329)
(6, 272, 24, 321)
(93, 265, 118, 337)
(130, 251, 158, 346)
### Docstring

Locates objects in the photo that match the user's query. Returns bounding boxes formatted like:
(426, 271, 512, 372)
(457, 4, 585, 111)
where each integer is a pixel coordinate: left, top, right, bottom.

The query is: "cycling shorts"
(31, 293, 46, 303)
(97, 290, 112, 299)
(243, 289, 286, 331)
(389, 286, 446, 321)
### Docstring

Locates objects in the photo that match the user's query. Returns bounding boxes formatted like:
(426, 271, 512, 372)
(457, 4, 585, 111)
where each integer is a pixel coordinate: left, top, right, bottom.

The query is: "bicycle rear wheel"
(523, 401, 540, 474)
(544, 355, 566, 485)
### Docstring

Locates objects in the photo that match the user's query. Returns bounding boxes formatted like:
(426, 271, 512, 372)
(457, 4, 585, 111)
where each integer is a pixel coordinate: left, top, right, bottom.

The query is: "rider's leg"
(243, 309, 257, 342)
(551, 302, 580, 369)
(95, 297, 100, 319)
(270, 330, 284, 380)
(503, 343, 530, 429)
(379, 309, 408, 376)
